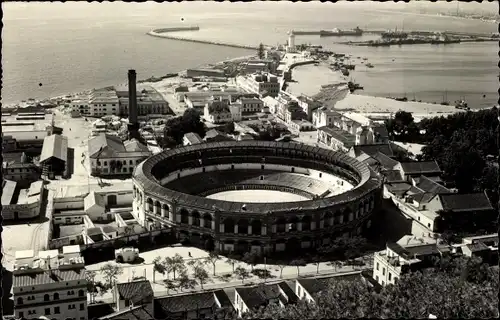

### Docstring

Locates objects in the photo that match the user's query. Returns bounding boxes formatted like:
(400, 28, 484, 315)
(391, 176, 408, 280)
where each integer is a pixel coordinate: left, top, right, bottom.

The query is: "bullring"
(132, 141, 383, 254)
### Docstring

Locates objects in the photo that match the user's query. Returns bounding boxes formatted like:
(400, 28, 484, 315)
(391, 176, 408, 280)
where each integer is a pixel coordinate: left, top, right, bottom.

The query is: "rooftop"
(155, 290, 227, 315)
(59, 224, 85, 238)
(298, 273, 362, 297)
(399, 161, 441, 175)
(317, 126, 356, 147)
(416, 175, 451, 194)
(2, 179, 17, 206)
(352, 144, 394, 157)
(99, 305, 154, 320)
(13, 268, 86, 288)
(438, 192, 493, 212)
(40, 134, 68, 163)
(116, 280, 154, 305)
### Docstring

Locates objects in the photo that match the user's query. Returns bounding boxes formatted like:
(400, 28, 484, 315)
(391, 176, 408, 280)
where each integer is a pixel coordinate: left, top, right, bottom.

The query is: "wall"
(54, 197, 84, 210)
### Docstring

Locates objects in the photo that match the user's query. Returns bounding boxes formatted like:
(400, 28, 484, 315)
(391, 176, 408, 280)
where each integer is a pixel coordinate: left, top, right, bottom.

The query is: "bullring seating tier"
(134, 141, 382, 213)
(163, 170, 334, 198)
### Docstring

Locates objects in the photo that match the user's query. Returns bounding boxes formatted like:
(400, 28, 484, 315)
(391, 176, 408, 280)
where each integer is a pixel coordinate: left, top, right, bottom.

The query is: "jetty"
(147, 27, 259, 50)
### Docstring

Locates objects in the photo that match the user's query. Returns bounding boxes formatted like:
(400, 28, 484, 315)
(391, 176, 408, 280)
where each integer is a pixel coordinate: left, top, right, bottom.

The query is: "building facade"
(13, 247, 88, 320)
(88, 134, 151, 176)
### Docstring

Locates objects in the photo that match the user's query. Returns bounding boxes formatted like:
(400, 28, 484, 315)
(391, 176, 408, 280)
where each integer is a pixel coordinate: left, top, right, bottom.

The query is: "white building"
(88, 134, 151, 176)
(372, 236, 448, 287)
(312, 107, 343, 128)
(88, 88, 120, 117)
(70, 99, 90, 116)
(236, 73, 280, 98)
(237, 97, 264, 114)
(203, 98, 236, 124)
(13, 246, 88, 320)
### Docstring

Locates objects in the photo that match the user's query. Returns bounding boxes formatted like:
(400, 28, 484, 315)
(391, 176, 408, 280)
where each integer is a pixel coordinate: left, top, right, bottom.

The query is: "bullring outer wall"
(132, 141, 383, 254)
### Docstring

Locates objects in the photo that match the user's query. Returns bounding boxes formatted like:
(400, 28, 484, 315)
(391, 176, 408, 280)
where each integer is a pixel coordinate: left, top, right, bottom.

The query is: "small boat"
(366, 63, 374, 68)
(455, 99, 468, 110)
(341, 68, 350, 76)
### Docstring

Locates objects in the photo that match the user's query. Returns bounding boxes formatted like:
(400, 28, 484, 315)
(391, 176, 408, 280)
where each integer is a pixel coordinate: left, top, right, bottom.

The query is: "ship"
(381, 30, 408, 39)
(320, 27, 363, 37)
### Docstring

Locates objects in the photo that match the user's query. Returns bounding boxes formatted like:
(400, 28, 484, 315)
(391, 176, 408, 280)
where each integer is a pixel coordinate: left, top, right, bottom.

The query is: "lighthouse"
(287, 31, 296, 53)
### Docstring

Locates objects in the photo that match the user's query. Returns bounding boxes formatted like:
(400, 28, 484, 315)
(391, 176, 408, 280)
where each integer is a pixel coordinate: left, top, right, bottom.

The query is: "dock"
(147, 27, 259, 50)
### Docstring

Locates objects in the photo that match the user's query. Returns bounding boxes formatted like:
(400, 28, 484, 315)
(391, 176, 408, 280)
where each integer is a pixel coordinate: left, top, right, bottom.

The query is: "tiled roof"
(382, 170, 404, 183)
(236, 284, 282, 309)
(99, 305, 154, 320)
(416, 175, 451, 194)
(385, 182, 412, 194)
(124, 140, 150, 153)
(88, 303, 115, 319)
(298, 273, 361, 297)
(438, 192, 493, 212)
(371, 152, 399, 170)
(352, 144, 393, 157)
(13, 268, 86, 288)
(40, 134, 68, 163)
(155, 291, 218, 315)
(317, 126, 356, 147)
(409, 192, 436, 204)
(88, 134, 125, 158)
(117, 280, 154, 305)
(399, 161, 441, 175)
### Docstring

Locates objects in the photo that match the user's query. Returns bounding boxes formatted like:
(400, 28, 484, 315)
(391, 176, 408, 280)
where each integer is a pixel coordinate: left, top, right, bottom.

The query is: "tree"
(234, 266, 251, 284)
(192, 262, 210, 289)
(223, 121, 235, 134)
(225, 253, 240, 273)
(277, 263, 287, 279)
(205, 251, 221, 276)
(152, 256, 167, 283)
(165, 253, 186, 280)
(85, 270, 97, 304)
(242, 252, 259, 271)
(290, 259, 306, 276)
(163, 279, 177, 294)
(177, 270, 197, 291)
(257, 43, 265, 60)
(241, 267, 499, 319)
(100, 263, 123, 291)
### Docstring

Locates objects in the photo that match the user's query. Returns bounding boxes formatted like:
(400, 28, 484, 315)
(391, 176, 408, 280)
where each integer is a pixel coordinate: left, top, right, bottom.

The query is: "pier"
(147, 27, 259, 50)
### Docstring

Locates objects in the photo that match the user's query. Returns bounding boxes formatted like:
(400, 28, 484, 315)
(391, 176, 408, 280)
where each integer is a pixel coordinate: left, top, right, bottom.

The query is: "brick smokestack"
(127, 69, 139, 140)
(128, 69, 138, 125)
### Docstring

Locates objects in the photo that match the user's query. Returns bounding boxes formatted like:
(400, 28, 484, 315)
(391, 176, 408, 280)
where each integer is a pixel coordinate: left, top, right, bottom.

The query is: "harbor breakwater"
(147, 27, 259, 50)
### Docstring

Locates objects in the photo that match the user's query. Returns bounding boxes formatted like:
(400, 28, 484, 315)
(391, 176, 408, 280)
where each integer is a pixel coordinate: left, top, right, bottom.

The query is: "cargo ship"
(320, 27, 363, 37)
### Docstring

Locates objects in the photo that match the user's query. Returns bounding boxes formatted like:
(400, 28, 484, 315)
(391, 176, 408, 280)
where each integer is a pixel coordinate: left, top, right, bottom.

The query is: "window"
(45, 308, 51, 315)
(19, 312, 24, 319)
(78, 289, 84, 297)
(54, 307, 60, 314)
(376, 262, 379, 271)
(427, 223, 431, 228)
(44, 294, 50, 301)
(382, 268, 385, 276)
(104, 161, 107, 166)
(17, 297, 23, 305)
(388, 272, 392, 281)
(80, 303, 85, 311)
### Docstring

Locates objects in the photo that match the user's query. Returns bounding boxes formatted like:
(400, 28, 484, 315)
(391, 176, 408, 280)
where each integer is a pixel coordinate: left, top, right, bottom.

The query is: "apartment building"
(204, 98, 236, 124)
(317, 126, 356, 152)
(88, 134, 151, 176)
(88, 88, 120, 117)
(373, 236, 450, 287)
(13, 246, 88, 320)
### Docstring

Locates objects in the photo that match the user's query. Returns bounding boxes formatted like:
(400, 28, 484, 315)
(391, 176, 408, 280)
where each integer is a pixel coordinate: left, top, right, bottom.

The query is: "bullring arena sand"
(207, 190, 309, 203)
